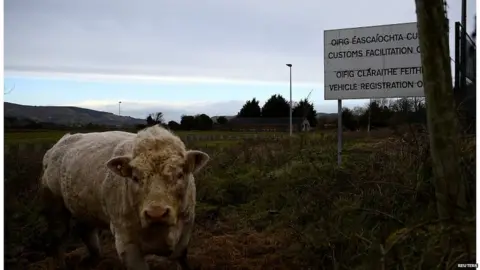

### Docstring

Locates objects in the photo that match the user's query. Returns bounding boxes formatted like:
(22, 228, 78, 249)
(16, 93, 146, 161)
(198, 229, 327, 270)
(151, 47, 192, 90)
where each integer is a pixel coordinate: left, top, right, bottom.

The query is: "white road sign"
(324, 22, 425, 100)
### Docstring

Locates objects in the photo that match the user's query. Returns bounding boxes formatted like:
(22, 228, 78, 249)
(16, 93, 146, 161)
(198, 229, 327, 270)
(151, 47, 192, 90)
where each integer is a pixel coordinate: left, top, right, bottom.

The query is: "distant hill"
(3, 101, 338, 128)
(4, 102, 145, 127)
(316, 112, 337, 119)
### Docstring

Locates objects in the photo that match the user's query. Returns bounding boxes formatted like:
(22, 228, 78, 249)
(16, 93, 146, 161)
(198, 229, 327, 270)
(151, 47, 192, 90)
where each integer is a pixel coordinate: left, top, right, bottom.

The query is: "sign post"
(323, 22, 425, 166)
(337, 99, 342, 166)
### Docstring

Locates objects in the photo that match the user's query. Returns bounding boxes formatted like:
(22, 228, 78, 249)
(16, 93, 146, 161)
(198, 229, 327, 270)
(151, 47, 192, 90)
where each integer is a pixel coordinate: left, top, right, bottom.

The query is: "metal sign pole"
(337, 99, 342, 166)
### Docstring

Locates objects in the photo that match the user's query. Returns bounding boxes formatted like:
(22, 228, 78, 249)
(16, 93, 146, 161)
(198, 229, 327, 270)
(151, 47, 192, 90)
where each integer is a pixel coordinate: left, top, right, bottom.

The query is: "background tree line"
(144, 95, 427, 132)
(5, 95, 429, 133)
(236, 94, 318, 127)
(336, 97, 427, 131)
(142, 94, 318, 131)
(141, 112, 216, 131)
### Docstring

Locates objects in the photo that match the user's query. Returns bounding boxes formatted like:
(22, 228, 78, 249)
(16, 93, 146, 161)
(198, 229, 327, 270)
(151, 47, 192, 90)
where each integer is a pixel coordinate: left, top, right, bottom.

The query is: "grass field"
(4, 130, 286, 145)
(4, 129, 476, 269)
(5, 130, 68, 144)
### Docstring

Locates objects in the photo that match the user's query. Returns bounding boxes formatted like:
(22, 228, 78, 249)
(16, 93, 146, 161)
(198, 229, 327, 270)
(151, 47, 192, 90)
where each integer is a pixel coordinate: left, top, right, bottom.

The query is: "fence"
(454, 21, 476, 134)
(4, 133, 289, 156)
(454, 21, 476, 87)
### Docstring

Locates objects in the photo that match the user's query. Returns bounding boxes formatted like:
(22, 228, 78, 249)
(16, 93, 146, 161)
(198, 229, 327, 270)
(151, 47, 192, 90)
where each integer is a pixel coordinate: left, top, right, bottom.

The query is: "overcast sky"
(4, 0, 477, 122)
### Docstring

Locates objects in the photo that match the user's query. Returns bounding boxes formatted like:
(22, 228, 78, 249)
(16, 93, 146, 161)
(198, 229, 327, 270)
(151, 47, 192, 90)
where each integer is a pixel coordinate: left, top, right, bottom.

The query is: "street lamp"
(118, 101, 122, 116)
(286, 64, 292, 136)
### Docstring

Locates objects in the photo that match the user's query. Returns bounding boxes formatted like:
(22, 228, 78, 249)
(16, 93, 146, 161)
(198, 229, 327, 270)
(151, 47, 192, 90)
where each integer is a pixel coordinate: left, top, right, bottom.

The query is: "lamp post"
(286, 64, 292, 136)
(118, 101, 122, 116)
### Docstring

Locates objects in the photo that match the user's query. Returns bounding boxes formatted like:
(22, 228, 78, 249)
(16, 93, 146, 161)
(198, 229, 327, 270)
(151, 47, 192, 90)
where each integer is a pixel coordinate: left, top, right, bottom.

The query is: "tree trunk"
(414, 0, 467, 220)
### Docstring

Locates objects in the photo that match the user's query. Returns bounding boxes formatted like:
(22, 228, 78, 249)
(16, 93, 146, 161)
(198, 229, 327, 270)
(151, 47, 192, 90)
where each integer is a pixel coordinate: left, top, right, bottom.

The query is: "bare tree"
(146, 112, 165, 126)
(414, 0, 467, 222)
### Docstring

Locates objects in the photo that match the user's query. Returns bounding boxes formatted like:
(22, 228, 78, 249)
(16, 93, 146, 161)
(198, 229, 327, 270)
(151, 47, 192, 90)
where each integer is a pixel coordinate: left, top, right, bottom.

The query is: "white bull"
(40, 125, 209, 270)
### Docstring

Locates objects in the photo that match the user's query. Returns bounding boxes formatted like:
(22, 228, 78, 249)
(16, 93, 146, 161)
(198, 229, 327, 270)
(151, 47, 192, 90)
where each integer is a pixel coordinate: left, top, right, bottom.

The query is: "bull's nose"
(143, 205, 173, 224)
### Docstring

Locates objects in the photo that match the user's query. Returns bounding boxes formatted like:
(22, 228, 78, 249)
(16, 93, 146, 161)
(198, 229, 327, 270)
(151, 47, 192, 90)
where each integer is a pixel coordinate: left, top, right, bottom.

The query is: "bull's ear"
(185, 150, 210, 174)
(106, 156, 133, 178)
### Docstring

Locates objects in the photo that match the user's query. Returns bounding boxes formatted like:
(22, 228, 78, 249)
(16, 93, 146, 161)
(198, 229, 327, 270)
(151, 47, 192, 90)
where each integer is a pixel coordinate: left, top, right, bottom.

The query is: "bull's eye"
(132, 175, 140, 183)
(176, 172, 184, 179)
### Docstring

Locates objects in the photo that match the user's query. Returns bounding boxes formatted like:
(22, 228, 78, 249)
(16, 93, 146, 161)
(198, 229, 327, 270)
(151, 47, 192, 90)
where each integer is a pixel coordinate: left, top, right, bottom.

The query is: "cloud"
(70, 100, 246, 122)
(6, 0, 473, 100)
(4, 70, 320, 88)
(5, 0, 444, 85)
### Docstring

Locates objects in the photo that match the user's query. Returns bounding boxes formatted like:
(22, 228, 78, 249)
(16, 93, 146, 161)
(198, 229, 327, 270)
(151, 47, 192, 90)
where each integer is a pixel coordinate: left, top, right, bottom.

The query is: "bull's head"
(106, 147, 209, 228)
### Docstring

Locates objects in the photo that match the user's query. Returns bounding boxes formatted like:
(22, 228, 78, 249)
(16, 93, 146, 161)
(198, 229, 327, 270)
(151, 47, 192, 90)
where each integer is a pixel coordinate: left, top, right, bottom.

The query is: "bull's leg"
(76, 222, 101, 259)
(41, 186, 71, 270)
(177, 248, 192, 270)
(113, 232, 149, 270)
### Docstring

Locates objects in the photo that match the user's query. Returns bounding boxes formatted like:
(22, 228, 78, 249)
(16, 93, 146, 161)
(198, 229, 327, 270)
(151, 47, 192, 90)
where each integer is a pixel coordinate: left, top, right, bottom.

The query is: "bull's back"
(42, 131, 135, 223)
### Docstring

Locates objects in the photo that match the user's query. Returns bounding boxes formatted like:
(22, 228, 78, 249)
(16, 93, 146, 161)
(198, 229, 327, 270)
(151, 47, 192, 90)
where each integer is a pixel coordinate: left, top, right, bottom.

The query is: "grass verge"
(5, 130, 475, 269)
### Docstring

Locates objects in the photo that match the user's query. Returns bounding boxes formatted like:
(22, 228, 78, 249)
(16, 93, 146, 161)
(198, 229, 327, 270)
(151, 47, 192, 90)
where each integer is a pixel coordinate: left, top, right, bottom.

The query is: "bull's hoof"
(52, 259, 67, 270)
(78, 254, 100, 268)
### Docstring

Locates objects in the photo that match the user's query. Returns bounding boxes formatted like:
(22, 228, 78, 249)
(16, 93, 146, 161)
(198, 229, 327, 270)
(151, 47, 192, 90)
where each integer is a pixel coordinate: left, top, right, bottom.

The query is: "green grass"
(176, 130, 281, 136)
(4, 129, 287, 145)
(5, 130, 68, 144)
(4, 129, 475, 269)
(192, 140, 240, 148)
